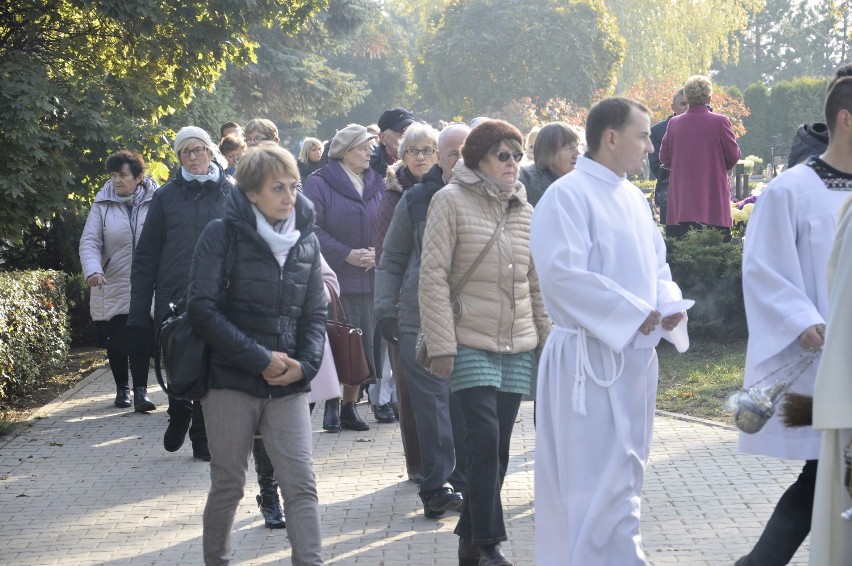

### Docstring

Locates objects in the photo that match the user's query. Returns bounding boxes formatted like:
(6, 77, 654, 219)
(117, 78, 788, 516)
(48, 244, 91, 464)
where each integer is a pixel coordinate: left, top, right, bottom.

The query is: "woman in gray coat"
(79, 150, 158, 411)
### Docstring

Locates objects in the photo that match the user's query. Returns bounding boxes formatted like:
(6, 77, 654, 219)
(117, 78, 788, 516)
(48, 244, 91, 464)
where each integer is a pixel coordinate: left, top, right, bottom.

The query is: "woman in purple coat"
(303, 124, 386, 431)
(660, 75, 741, 240)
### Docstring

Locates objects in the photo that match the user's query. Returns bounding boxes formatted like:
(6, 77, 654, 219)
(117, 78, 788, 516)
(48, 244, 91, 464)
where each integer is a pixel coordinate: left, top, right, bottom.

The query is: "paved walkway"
(0, 366, 809, 565)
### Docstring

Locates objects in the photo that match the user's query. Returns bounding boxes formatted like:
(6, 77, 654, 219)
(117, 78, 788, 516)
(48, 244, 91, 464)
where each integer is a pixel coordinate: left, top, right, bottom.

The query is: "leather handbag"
(325, 284, 371, 386)
(154, 222, 236, 400)
(416, 201, 514, 371)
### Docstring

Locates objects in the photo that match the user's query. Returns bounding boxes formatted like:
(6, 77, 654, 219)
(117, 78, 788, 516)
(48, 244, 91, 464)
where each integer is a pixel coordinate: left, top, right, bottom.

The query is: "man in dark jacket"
(127, 126, 232, 461)
(370, 107, 414, 177)
(787, 123, 829, 168)
(649, 89, 687, 225)
(374, 123, 470, 519)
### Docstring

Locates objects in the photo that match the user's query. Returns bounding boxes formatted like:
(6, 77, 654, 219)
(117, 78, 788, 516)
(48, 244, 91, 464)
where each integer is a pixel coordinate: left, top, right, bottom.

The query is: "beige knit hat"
(329, 124, 377, 160)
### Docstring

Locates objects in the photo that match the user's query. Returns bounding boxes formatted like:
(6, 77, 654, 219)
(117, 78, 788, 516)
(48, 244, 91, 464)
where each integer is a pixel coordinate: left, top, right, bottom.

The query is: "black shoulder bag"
(155, 223, 236, 400)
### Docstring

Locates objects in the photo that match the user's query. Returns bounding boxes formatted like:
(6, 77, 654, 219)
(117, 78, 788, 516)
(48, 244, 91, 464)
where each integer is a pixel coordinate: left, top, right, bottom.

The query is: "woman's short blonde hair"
(235, 144, 299, 194)
(684, 75, 713, 106)
(244, 118, 280, 143)
(299, 137, 322, 163)
(398, 123, 439, 157)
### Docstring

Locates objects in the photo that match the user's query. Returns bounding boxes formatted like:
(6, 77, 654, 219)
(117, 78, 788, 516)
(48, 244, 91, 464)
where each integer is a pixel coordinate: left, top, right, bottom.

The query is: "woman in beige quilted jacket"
(79, 150, 158, 411)
(419, 120, 551, 566)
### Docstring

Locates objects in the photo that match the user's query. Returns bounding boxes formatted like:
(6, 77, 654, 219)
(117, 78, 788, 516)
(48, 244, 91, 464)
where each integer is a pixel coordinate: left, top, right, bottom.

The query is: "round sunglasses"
(495, 151, 524, 163)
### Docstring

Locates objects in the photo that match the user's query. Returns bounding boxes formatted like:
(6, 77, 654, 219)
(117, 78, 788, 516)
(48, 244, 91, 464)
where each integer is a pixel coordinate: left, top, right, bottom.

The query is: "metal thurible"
(731, 380, 790, 434)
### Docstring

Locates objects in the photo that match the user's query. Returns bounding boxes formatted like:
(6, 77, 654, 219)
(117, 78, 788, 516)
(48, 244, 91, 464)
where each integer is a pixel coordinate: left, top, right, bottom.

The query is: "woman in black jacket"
(187, 144, 326, 565)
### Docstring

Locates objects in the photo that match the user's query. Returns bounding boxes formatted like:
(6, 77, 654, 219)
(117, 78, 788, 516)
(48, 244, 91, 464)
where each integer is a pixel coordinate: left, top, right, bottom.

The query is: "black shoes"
(163, 414, 191, 452)
(374, 403, 397, 423)
(458, 538, 480, 566)
(423, 487, 463, 519)
(192, 442, 211, 461)
(323, 399, 341, 432)
(478, 544, 511, 566)
(133, 387, 156, 412)
(256, 491, 286, 529)
(114, 388, 132, 408)
(340, 402, 370, 431)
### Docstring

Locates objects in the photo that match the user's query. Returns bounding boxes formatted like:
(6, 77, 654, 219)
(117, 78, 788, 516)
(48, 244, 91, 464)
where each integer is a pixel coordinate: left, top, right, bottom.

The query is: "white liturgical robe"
(810, 196, 852, 566)
(531, 156, 686, 565)
(739, 164, 851, 461)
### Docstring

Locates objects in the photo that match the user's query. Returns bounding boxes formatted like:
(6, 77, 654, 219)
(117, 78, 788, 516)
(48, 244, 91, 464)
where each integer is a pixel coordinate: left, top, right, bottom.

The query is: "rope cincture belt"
(554, 326, 625, 416)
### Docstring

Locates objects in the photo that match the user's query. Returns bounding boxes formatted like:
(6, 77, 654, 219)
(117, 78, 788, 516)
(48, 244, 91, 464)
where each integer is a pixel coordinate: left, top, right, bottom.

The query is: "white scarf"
(252, 205, 301, 267)
(181, 164, 221, 184)
(340, 163, 365, 197)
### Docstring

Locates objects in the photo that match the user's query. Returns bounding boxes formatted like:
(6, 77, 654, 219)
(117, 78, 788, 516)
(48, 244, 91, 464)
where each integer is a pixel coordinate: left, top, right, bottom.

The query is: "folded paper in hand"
(633, 299, 694, 352)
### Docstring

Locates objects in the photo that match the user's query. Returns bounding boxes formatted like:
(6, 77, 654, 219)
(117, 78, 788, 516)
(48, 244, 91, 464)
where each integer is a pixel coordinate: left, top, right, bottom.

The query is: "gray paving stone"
(0, 366, 812, 564)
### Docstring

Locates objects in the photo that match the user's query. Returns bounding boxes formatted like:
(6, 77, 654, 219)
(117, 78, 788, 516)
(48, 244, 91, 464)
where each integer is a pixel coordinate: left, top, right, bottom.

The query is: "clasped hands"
(638, 309, 685, 336)
(262, 351, 304, 386)
(345, 247, 375, 271)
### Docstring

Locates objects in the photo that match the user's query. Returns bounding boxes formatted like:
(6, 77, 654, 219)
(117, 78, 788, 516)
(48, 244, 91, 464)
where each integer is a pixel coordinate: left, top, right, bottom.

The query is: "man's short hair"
(219, 133, 246, 155)
(220, 121, 242, 138)
(825, 76, 852, 133)
(673, 88, 685, 103)
(585, 97, 649, 156)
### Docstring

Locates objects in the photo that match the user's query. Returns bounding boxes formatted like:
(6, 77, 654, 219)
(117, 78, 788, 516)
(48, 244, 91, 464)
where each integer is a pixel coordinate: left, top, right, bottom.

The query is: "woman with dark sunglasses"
(418, 119, 551, 566)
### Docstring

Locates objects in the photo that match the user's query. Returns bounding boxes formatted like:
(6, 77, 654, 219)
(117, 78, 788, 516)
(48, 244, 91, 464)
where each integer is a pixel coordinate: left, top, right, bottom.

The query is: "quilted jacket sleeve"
(375, 193, 414, 321)
(79, 202, 106, 279)
(418, 189, 458, 357)
(527, 256, 552, 355)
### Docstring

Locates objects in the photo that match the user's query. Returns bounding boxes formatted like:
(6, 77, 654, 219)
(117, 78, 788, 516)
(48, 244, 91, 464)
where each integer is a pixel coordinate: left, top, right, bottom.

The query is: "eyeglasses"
(404, 147, 436, 157)
(495, 151, 523, 163)
(246, 136, 269, 144)
(180, 146, 208, 158)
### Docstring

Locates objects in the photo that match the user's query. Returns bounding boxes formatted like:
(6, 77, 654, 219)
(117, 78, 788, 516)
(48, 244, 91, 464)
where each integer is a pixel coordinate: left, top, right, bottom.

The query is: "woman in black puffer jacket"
(187, 144, 326, 566)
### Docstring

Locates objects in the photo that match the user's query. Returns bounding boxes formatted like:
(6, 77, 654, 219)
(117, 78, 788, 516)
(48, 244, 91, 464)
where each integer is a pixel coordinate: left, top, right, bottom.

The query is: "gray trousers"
(399, 331, 466, 495)
(202, 389, 323, 566)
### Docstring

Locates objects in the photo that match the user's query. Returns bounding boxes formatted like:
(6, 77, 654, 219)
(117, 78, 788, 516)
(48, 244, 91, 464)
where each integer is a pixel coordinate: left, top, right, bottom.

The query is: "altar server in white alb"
(810, 195, 852, 566)
(735, 75, 852, 566)
(531, 97, 689, 565)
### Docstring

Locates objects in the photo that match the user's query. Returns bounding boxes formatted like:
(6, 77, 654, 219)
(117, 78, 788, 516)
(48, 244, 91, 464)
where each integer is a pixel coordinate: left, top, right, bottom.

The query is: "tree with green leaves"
(420, 0, 624, 118)
(713, 0, 844, 89)
(0, 0, 322, 246)
(605, 0, 762, 89)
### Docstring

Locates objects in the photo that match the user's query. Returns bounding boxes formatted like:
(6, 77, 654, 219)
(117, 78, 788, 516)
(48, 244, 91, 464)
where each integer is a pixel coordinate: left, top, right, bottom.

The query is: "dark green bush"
(666, 230, 747, 341)
(0, 270, 70, 402)
(65, 273, 95, 346)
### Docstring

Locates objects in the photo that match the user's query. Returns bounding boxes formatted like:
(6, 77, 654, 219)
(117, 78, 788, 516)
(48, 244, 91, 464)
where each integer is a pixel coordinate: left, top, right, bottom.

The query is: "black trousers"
(743, 459, 817, 565)
(453, 386, 521, 546)
(399, 332, 466, 495)
(97, 314, 150, 389)
(167, 396, 207, 446)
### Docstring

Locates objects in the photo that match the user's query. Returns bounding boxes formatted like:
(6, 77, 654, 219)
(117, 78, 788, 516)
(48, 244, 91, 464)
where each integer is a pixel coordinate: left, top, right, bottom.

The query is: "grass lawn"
(656, 338, 746, 424)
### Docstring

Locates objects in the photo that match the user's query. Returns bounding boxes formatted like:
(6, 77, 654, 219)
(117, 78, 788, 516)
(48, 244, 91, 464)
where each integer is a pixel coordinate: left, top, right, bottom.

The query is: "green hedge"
(65, 273, 94, 346)
(666, 230, 747, 341)
(0, 270, 69, 402)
